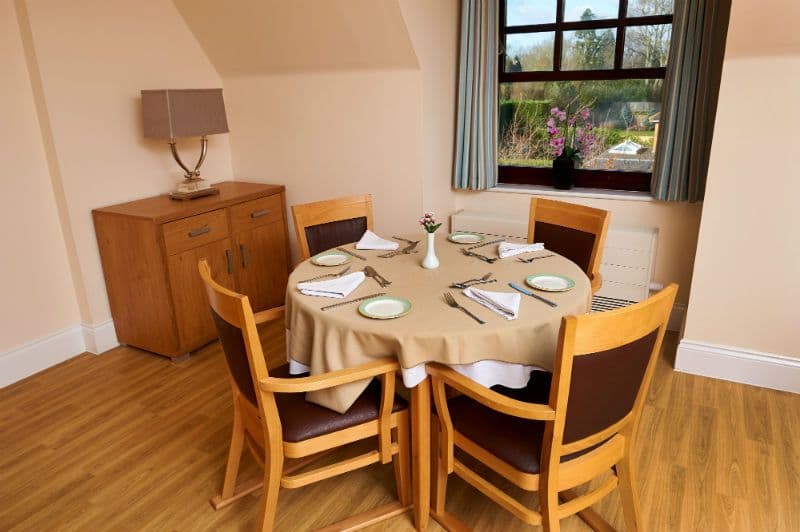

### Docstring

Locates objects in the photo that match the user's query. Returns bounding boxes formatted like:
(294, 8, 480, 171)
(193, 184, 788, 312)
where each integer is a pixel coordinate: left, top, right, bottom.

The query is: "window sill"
(488, 183, 654, 202)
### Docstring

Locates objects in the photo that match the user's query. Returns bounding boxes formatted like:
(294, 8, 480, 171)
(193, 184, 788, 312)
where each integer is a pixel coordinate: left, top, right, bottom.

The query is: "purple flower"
(579, 107, 591, 120)
(557, 111, 567, 121)
(550, 107, 560, 116)
(546, 118, 556, 128)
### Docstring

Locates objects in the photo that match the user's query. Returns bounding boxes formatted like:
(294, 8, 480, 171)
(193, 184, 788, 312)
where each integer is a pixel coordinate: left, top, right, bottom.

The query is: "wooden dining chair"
(198, 260, 411, 531)
(428, 283, 678, 531)
(527, 198, 610, 293)
(291, 194, 374, 261)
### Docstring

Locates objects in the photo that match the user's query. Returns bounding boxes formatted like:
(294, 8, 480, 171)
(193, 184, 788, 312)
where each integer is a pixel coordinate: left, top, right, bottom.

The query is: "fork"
(443, 292, 485, 324)
(450, 272, 493, 289)
(379, 241, 419, 258)
(392, 236, 421, 245)
(298, 266, 351, 284)
(461, 248, 497, 264)
(516, 254, 555, 264)
(364, 266, 392, 288)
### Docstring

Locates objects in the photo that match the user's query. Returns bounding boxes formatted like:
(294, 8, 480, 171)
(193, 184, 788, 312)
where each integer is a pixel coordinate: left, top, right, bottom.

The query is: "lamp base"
(169, 188, 219, 201)
(169, 177, 219, 201)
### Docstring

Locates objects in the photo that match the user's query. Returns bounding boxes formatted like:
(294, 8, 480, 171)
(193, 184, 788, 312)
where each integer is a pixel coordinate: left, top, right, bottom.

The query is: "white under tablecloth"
(287, 354, 545, 389)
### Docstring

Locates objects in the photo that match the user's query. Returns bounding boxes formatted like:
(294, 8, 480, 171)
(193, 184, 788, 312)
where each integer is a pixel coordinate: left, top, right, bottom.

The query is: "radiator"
(450, 210, 658, 305)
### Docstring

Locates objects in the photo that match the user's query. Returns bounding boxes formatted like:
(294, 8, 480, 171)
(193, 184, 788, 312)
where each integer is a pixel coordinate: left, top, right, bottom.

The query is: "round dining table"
(284, 232, 593, 530)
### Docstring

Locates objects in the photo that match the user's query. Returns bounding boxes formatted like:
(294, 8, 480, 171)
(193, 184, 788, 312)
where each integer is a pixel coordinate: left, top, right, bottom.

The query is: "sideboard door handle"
(240, 244, 248, 268)
(250, 209, 270, 219)
(188, 225, 211, 238)
(225, 249, 233, 274)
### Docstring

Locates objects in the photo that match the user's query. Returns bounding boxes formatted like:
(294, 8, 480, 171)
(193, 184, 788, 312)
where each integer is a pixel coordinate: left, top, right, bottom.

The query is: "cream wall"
(176, 0, 426, 259)
(2, 0, 236, 385)
(0, 0, 81, 353)
(21, 0, 234, 326)
(398, 0, 460, 219)
(224, 70, 424, 255)
(681, 3, 800, 358)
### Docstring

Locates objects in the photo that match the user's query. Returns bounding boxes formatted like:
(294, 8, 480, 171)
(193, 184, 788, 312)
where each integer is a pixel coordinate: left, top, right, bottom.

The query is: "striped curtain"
(453, 0, 498, 191)
(651, 0, 731, 202)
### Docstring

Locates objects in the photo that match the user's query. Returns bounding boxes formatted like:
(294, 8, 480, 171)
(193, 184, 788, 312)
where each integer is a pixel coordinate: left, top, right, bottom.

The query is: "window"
(499, 0, 674, 191)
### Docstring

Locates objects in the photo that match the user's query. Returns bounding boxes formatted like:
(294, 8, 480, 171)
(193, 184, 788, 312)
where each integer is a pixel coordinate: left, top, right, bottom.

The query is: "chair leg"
(616, 453, 642, 532)
(430, 422, 448, 515)
(256, 450, 283, 532)
(211, 403, 261, 510)
(540, 469, 561, 532)
(393, 418, 412, 505)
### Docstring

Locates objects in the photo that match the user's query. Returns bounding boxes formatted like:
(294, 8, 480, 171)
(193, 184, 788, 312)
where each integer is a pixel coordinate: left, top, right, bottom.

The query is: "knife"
(508, 282, 558, 307)
(467, 238, 505, 250)
(337, 247, 366, 260)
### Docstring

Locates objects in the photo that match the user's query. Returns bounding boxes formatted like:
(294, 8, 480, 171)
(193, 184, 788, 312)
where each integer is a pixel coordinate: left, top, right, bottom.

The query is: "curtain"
(453, 0, 498, 191)
(651, 0, 731, 202)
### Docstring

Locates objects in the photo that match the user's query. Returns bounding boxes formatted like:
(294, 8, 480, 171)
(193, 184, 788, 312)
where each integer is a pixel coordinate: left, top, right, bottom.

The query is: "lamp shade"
(141, 88, 229, 139)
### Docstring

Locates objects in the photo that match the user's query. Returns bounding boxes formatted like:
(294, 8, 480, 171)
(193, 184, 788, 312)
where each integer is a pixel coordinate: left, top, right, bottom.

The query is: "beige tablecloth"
(286, 233, 592, 413)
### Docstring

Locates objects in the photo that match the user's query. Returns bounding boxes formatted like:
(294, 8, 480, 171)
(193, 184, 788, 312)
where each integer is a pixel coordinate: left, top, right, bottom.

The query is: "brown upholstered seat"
(269, 365, 407, 442)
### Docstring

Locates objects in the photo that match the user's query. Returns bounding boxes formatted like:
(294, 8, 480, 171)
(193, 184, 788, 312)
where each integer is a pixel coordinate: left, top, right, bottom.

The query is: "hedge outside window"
(499, 0, 674, 191)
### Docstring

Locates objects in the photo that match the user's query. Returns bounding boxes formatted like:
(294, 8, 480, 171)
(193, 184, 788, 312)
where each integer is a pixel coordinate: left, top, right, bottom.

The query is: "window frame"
(498, 0, 674, 191)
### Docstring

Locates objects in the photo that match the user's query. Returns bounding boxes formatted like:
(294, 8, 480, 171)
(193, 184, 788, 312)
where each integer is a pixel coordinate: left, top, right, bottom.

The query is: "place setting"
(297, 233, 412, 318)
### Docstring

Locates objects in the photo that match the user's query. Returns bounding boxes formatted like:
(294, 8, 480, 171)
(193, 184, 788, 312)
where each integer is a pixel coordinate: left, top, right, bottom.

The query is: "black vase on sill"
(552, 156, 575, 190)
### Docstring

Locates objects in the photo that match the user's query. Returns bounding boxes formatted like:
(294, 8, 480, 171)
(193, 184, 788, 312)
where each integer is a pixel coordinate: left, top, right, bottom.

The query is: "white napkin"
(355, 230, 399, 251)
(498, 242, 545, 259)
(463, 286, 521, 320)
(297, 272, 365, 298)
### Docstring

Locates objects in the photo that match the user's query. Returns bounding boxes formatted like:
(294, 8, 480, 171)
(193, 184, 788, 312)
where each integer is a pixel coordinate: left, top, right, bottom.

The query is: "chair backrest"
(547, 284, 677, 454)
(291, 194, 374, 260)
(527, 198, 610, 284)
(198, 260, 272, 409)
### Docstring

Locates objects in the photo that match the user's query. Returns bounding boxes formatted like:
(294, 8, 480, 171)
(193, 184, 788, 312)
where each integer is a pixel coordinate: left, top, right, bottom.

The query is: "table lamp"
(141, 88, 229, 200)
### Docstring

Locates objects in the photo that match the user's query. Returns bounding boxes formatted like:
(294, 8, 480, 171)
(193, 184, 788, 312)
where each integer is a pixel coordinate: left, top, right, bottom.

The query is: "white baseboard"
(676, 339, 800, 394)
(82, 319, 119, 354)
(0, 319, 120, 388)
(0, 326, 86, 388)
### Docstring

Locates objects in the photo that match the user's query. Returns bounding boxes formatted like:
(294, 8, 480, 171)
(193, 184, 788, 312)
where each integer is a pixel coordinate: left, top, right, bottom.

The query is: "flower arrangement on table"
(419, 212, 442, 233)
(546, 106, 596, 189)
(419, 212, 442, 269)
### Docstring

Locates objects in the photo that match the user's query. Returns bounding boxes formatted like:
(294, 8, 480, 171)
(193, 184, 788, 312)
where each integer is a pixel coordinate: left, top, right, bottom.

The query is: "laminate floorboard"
(1, 325, 798, 531)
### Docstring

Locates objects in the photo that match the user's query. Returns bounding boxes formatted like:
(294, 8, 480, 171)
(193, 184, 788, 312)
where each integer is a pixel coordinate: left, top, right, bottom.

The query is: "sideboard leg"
(170, 353, 191, 364)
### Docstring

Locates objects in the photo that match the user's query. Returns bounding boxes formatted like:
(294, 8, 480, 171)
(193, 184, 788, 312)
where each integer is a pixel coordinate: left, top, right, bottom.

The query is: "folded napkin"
(498, 242, 545, 259)
(463, 286, 521, 320)
(355, 230, 400, 251)
(297, 272, 365, 298)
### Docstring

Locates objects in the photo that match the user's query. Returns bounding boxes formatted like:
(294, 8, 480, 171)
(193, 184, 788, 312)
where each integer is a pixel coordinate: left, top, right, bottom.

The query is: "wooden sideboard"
(93, 181, 290, 358)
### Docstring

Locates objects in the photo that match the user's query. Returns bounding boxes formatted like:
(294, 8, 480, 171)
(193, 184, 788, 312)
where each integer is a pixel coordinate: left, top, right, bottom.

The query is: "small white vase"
(422, 232, 440, 269)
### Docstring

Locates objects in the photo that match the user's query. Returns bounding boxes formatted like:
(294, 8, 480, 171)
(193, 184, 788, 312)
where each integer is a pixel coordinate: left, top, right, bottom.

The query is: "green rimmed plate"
(447, 231, 485, 245)
(525, 274, 575, 292)
(358, 296, 412, 320)
(310, 250, 352, 267)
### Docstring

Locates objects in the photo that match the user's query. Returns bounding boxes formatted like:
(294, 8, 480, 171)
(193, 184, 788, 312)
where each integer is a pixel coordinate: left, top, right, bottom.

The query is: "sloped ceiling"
(173, 0, 419, 75)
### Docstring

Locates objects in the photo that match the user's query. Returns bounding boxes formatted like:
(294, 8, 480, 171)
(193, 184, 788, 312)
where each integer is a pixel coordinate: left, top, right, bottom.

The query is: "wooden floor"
(1, 323, 799, 531)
